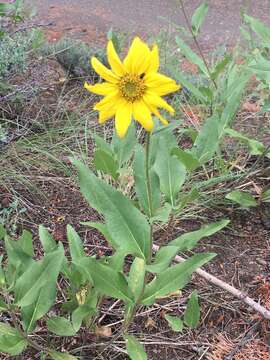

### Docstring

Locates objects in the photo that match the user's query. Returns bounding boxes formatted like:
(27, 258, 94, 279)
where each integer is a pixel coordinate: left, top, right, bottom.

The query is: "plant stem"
(3, 288, 47, 354)
(145, 132, 153, 262)
(122, 133, 154, 334)
(178, 0, 218, 90)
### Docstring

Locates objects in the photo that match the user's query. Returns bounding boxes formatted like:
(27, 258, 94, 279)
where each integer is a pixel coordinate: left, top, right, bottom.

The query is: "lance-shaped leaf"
(39, 225, 57, 254)
(22, 282, 56, 333)
(14, 247, 64, 308)
(226, 190, 257, 208)
(72, 159, 151, 259)
(0, 225, 6, 239)
(93, 149, 119, 180)
(142, 253, 215, 305)
(0, 323, 27, 356)
(169, 220, 230, 250)
(125, 335, 147, 360)
(47, 316, 76, 336)
(112, 122, 137, 167)
(146, 246, 179, 274)
(175, 36, 208, 76)
(184, 291, 200, 328)
(191, 1, 209, 35)
(128, 257, 146, 302)
(77, 257, 133, 303)
(192, 114, 219, 164)
(67, 225, 85, 262)
(172, 148, 200, 172)
(165, 314, 184, 332)
(154, 137, 186, 206)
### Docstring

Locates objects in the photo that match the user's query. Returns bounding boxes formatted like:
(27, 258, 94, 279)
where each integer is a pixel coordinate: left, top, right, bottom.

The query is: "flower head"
(84, 37, 180, 138)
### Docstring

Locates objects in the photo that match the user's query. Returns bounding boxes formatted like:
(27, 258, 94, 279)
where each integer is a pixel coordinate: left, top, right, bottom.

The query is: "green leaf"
(125, 335, 147, 360)
(193, 114, 219, 164)
(49, 351, 79, 360)
(112, 122, 137, 166)
(154, 137, 186, 206)
(168, 66, 207, 104)
(175, 36, 208, 76)
(67, 225, 85, 262)
(0, 256, 5, 285)
(72, 159, 151, 259)
(184, 291, 200, 328)
(172, 148, 200, 171)
(39, 225, 57, 253)
(18, 230, 33, 257)
(0, 298, 7, 311)
(146, 246, 179, 273)
(177, 188, 200, 212)
(226, 190, 257, 208)
(22, 283, 57, 333)
(134, 144, 161, 218)
(72, 304, 94, 332)
(5, 235, 33, 274)
(14, 247, 64, 307)
(261, 188, 270, 203)
(47, 316, 76, 336)
(93, 133, 113, 156)
(211, 54, 232, 81)
(225, 128, 265, 156)
(191, 1, 208, 35)
(142, 253, 215, 305)
(151, 202, 172, 223)
(106, 249, 126, 272)
(165, 314, 184, 332)
(244, 14, 270, 46)
(77, 257, 133, 303)
(93, 149, 119, 180)
(82, 221, 118, 249)
(0, 323, 27, 356)
(128, 257, 146, 302)
(169, 220, 230, 250)
(0, 225, 6, 240)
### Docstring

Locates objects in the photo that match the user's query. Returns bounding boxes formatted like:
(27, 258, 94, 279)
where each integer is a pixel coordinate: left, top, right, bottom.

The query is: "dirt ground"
(26, 0, 270, 47)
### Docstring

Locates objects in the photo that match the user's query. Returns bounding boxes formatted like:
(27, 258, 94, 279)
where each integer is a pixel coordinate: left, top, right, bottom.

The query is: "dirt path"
(28, 0, 270, 46)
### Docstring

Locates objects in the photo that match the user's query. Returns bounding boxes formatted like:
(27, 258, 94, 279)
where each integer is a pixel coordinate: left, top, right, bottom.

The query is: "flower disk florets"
(118, 74, 146, 102)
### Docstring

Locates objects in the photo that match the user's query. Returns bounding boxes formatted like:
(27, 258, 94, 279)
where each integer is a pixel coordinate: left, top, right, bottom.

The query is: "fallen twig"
(152, 244, 270, 320)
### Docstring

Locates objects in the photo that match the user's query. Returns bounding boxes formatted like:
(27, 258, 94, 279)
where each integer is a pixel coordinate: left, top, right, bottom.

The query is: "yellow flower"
(84, 37, 180, 138)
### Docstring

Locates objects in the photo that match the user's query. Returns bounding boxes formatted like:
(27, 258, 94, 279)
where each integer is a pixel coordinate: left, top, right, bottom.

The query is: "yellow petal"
(107, 40, 126, 76)
(99, 108, 116, 124)
(145, 44, 159, 73)
(115, 101, 133, 138)
(123, 37, 151, 75)
(132, 100, 154, 132)
(151, 107, 169, 125)
(144, 72, 180, 95)
(94, 91, 120, 111)
(84, 81, 117, 96)
(91, 57, 119, 83)
(144, 92, 175, 114)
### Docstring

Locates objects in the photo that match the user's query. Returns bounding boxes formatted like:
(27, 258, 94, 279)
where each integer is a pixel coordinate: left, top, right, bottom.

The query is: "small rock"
(257, 259, 267, 266)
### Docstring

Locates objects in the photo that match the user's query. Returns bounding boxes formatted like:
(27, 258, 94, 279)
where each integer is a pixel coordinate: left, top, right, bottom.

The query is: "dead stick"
(152, 244, 270, 320)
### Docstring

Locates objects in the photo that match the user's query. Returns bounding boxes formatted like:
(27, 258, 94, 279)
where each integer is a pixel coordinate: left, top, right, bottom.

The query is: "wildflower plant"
(3, 1, 270, 358)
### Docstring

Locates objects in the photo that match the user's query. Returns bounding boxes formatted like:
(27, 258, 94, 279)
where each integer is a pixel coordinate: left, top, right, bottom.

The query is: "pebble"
(257, 259, 267, 266)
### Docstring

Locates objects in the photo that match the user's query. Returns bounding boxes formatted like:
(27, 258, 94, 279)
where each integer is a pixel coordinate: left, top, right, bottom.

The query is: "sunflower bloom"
(84, 37, 180, 138)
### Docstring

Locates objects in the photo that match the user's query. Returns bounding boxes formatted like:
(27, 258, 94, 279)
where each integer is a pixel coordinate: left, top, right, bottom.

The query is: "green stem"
(178, 0, 218, 90)
(122, 132, 154, 334)
(145, 132, 153, 262)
